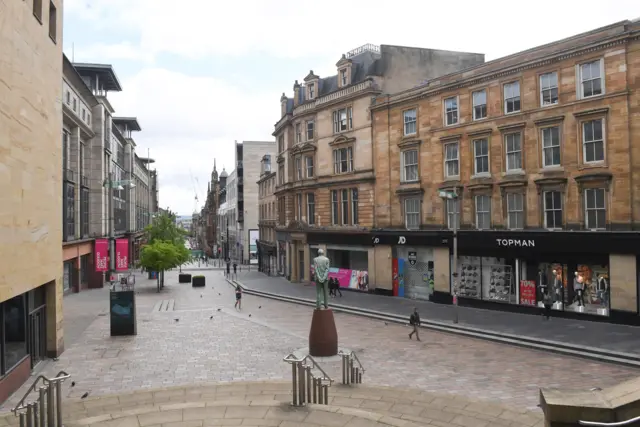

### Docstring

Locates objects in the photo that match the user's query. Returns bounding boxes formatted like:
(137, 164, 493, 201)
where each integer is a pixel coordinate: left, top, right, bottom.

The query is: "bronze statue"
(313, 249, 330, 309)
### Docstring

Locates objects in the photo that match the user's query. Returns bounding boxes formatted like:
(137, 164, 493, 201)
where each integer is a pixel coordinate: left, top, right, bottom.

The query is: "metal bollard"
(19, 412, 26, 427)
(298, 363, 305, 404)
(291, 363, 298, 406)
(312, 378, 318, 403)
(350, 359, 355, 383)
(323, 385, 328, 404)
(26, 404, 33, 427)
(55, 381, 62, 427)
(358, 370, 363, 384)
(47, 382, 54, 427)
(39, 387, 46, 427)
(33, 401, 39, 427)
(354, 368, 359, 384)
(305, 367, 311, 403)
(318, 382, 324, 405)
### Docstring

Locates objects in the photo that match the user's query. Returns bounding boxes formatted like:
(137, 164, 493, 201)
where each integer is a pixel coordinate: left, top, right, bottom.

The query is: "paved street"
(3, 269, 638, 414)
(234, 271, 640, 354)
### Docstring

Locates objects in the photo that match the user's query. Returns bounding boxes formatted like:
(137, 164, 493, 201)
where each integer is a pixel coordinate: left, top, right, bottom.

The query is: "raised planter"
(179, 273, 192, 283)
(192, 275, 205, 287)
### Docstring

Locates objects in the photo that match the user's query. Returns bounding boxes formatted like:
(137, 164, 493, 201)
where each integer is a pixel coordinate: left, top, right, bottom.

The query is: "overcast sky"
(62, 0, 639, 215)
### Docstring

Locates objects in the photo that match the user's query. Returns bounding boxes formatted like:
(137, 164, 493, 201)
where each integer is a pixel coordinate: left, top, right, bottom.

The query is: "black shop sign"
(408, 251, 417, 266)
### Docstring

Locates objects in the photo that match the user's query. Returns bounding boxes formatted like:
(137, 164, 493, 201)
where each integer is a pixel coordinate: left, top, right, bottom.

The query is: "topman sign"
(496, 238, 535, 247)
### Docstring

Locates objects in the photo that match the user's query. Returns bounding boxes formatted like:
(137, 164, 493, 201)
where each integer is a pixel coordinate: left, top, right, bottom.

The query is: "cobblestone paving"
(3, 269, 637, 414)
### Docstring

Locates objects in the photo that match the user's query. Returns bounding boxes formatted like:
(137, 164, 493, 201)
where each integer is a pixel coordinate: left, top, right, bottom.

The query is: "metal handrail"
(579, 416, 640, 426)
(11, 371, 70, 413)
(338, 350, 365, 373)
(283, 354, 333, 384)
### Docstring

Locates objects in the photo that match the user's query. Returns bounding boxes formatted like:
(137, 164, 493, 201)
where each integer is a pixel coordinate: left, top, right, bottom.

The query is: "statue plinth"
(309, 309, 338, 357)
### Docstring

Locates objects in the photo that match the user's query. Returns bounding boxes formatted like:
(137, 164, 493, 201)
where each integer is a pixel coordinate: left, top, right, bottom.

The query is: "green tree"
(145, 211, 186, 245)
(175, 243, 191, 273)
(140, 241, 181, 291)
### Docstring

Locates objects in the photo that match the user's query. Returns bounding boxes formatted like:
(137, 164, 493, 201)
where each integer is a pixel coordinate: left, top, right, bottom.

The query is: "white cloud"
(71, 42, 155, 64)
(107, 68, 276, 214)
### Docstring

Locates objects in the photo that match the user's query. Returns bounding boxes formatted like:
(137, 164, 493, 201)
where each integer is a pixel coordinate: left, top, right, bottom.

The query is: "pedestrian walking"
(226, 260, 231, 278)
(542, 291, 553, 320)
(409, 307, 421, 341)
(234, 284, 242, 310)
(233, 262, 238, 280)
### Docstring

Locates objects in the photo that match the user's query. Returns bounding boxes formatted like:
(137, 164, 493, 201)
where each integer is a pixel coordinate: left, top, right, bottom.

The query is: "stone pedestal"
(309, 309, 338, 357)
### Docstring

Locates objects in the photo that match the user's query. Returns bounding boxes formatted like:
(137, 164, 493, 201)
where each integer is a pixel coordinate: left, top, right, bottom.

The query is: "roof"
(63, 55, 99, 107)
(113, 117, 142, 132)
(72, 63, 123, 92)
(220, 168, 228, 178)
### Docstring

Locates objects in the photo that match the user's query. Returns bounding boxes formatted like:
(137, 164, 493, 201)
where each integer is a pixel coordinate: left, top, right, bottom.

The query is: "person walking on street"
(409, 307, 421, 341)
(542, 290, 553, 320)
(233, 262, 238, 280)
(226, 260, 231, 278)
(234, 284, 242, 310)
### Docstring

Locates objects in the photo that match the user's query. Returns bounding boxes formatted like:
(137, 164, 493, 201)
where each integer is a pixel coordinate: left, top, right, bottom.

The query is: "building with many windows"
(0, 0, 64, 402)
(257, 155, 277, 274)
(371, 19, 640, 324)
(273, 43, 484, 286)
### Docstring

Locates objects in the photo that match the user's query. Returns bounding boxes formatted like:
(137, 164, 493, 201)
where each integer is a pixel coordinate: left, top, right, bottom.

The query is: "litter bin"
(110, 275, 137, 336)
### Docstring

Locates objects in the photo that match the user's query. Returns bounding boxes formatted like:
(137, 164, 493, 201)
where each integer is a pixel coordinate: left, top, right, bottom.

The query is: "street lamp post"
(103, 175, 136, 287)
(439, 189, 459, 324)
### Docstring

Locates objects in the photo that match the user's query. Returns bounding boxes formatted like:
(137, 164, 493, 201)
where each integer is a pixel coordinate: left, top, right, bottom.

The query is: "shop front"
(450, 231, 640, 324)
(372, 231, 452, 301)
(257, 240, 277, 275)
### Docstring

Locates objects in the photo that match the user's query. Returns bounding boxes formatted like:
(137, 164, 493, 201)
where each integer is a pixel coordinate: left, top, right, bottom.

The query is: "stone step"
(1, 382, 544, 427)
(152, 300, 175, 312)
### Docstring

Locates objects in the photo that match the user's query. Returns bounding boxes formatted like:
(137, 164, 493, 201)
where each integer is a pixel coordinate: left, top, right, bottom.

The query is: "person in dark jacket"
(409, 307, 421, 341)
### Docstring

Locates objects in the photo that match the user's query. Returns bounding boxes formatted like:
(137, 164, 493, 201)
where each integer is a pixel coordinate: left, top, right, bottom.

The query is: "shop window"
(543, 191, 563, 229)
(404, 198, 420, 230)
(63, 261, 72, 291)
(444, 142, 459, 178)
(506, 193, 524, 229)
(446, 198, 460, 230)
(473, 138, 489, 176)
(475, 195, 491, 230)
(505, 133, 522, 172)
(454, 256, 516, 304)
(4, 295, 27, 372)
(584, 188, 606, 230)
(541, 126, 561, 167)
(80, 255, 89, 285)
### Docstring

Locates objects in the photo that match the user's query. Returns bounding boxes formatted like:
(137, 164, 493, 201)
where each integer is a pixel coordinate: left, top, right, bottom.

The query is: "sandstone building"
(371, 19, 640, 324)
(257, 155, 278, 273)
(273, 43, 485, 286)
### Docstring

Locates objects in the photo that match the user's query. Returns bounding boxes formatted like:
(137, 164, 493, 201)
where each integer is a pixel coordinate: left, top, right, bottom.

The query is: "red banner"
(95, 239, 109, 272)
(519, 280, 537, 306)
(115, 239, 129, 271)
(392, 258, 399, 297)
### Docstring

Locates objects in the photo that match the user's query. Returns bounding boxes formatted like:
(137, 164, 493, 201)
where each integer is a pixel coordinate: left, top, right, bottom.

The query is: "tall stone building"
(370, 19, 640, 325)
(0, 0, 64, 402)
(199, 160, 222, 257)
(273, 43, 485, 286)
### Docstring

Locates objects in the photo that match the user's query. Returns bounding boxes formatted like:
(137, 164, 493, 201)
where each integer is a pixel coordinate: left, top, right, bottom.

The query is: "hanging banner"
(392, 258, 399, 296)
(115, 239, 129, 271)
(95, 239, 109, 272)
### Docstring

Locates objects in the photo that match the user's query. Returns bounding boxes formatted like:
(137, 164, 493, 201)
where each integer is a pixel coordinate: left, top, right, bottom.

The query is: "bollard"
(358, 370, 362, 384)
(19, 412, 26, 427)
(38, 387, 46, 427)
(47, 382, 54, 427)
(355, 368, 360, 384)
(298, 363, 305, 404)
(55, 381, 62, 427)
(318, 382, 324, 405)
(312, 378, 318, 403)
(26, 404, 33, 427)
(305, 367, 311, 403)
(292, 363, 298, 406)
(33, 401, 39, 427)
(350, 359, 355, 383)
(323, 385, 328, 404)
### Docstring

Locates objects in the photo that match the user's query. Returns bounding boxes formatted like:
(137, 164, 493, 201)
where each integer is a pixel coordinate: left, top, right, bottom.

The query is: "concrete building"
(0, 0, 64, 402)
(257, 155, 277, 274)
(218, 169, 237, 260)
(370, 20, 640, 324)
(273, 43, 484, 285)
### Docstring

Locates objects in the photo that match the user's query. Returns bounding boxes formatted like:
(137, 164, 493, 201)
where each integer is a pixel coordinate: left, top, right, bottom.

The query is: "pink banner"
(115, 239, 129, 271)
(310, 265, 369, 291)
(95, 239, 108, 272)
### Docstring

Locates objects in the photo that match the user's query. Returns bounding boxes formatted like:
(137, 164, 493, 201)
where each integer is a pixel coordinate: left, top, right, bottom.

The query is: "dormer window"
(308, 83, 315, 99)
(340, 69, 348, 86)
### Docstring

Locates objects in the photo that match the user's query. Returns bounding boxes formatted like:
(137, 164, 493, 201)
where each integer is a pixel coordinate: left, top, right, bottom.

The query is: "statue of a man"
(313, 249, 330, 309)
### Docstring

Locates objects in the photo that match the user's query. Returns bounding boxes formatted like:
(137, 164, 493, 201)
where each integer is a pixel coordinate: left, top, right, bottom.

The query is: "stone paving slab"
(235, 271, 640, 354)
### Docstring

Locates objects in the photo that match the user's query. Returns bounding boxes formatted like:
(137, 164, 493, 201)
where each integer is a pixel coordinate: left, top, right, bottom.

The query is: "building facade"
(257, 155, 277, 274)
(371, 20, 640, 324)
(198, 161, 222, 257)
(0, 0, 64, 402)
(273, 43, 485, 288)
(218, 169, 236, 260)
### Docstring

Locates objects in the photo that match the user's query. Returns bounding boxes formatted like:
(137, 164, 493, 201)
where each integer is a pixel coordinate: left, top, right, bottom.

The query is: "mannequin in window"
(596, 273, 609, 307)
(573, 272, 585, 307)
(538, 269, 548, 303)
(552, 269, 563, 303)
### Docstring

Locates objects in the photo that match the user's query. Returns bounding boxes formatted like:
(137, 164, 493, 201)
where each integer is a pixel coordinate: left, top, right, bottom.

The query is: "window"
(82, 109, 86, 121)
(4, 295, 27, 371)
(401, 149, 418, 182)
(351, 189, 358, 225)
(504, 81, 521, 114)
(444, 97, 458, 126)
(306, 120, 314, 140)
(295, 157, 302, 180)
(580, 60, 604, 98)
(72, 98, 77, 112)
(296, 194, 302, 220)
(540, 72, 558, 106)
(403, 109, 417, 135)
(305, 156, 314, 178)
(472, 90, 487, 120)
(542, 126, 561, 167)
(473, 138, 489, 175)
(331, 190, 339, 225)
(308, 83, 315, 99)
(278, 164, 284, 185)
(65, 182, 75, 239)
(585, 188, 606, 230)
(81, 188, 89, 237)
(295, 123, 302, 143)
(544, 191, 563, 229)
(505, 133, 522, 171)
(444, 142, 459, 178)
(446, 199, 459, 230)
(583, 119, 604, 163)
(475, 195, 491, 230)
(33, 0, 42, 21)
(278, 135, 284, 153)
(48, 1, 57, 41)
(341, 189, 349, 225)
(404, 198, 420, 230)
(333, 107, 353, 133)
(333, 147, 353, 174)
(307, 194, 315, 225)
(506, 193, 524, 229)
(340, 69, 348, 86)
(65, 91, 70, 105)
(62, 131, 69, 169)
